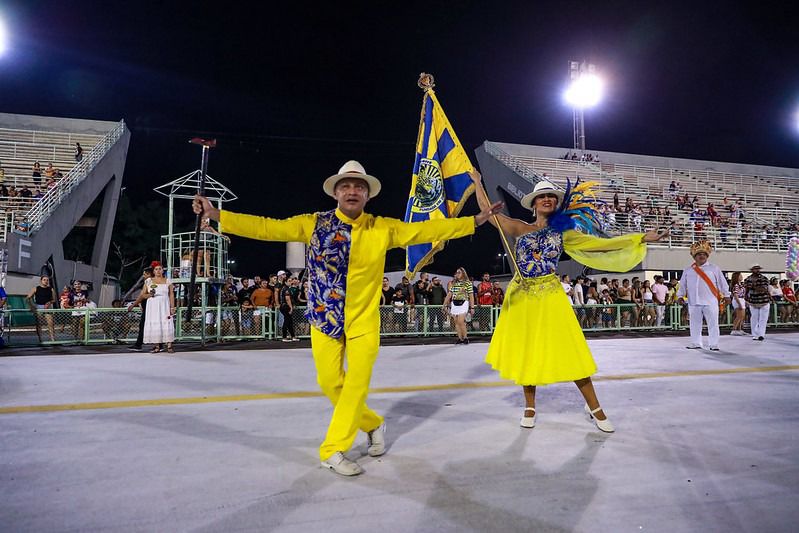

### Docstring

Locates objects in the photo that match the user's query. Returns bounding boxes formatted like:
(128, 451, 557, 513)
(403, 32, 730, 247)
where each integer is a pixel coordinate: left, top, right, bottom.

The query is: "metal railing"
(604, 162, 799, 203)
(601, 213, 799, 252)
(0, 126, 105, 147)
(161, 231, 230, 282)
(485, 144, 799, 213)
(10, 120, 126, 236)
(1, 303, 796, 348)
(0, 139, 77, 163)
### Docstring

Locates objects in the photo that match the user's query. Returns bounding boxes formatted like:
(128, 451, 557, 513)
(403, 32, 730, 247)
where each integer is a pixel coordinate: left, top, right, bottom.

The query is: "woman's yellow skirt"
(485, 273, 597, 386)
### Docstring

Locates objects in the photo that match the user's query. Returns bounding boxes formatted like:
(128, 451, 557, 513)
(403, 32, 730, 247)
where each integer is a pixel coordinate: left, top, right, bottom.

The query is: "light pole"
(565, 61, 603, 152)
(497, 252, 508, 274)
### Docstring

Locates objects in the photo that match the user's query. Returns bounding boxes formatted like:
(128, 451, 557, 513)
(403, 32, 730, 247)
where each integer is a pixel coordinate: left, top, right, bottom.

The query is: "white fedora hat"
(323, 160, 382, 199)
(520, 180, 564, 210)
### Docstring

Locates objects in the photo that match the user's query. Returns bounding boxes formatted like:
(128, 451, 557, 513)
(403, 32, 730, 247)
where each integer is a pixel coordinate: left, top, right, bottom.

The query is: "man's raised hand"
(192, 195, 220, 222)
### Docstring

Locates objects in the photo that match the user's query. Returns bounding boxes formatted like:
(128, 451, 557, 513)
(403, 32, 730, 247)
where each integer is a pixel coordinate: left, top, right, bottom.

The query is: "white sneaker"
(366, 423, 386, 457)
(685, 344, 702, 349)
(585, 404, 615, 433)
(321, 452, 363, 476)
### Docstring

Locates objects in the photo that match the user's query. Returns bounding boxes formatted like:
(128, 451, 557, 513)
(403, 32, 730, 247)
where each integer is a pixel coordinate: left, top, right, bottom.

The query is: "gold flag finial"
(417, 72, 435, 92)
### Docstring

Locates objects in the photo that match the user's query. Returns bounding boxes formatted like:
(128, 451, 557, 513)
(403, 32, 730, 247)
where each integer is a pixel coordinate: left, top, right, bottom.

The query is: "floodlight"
(564, 74, 603, 108)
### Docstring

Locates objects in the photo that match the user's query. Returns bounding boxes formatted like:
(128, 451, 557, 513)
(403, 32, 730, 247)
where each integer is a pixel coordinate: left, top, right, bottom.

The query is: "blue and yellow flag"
(404, 89, 474, 278)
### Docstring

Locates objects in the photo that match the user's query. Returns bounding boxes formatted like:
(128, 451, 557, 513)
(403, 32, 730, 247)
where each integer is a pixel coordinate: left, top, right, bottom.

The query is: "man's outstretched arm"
(193, 195, 314, 243)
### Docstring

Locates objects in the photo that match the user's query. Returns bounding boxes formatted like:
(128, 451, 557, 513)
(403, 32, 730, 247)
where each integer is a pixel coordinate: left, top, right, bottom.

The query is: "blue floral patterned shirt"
(305, 210, 351, 338)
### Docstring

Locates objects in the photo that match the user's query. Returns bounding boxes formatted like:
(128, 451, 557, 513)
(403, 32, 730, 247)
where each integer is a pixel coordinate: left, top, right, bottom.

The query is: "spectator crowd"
(559, 269, 798, 330)
(592, 183, 799, 250)
(13, 262, 799, 347)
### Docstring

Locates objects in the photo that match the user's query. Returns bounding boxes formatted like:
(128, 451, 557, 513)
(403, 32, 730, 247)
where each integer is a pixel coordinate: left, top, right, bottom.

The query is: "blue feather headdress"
(547, 178, 603, 234)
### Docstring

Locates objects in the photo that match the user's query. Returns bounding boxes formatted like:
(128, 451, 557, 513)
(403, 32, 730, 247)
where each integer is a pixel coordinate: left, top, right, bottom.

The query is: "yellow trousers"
(311, 327, 384, 461)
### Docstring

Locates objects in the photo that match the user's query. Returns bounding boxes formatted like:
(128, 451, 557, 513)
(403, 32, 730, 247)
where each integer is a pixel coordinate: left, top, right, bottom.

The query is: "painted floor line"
(1, 364, 798, 415)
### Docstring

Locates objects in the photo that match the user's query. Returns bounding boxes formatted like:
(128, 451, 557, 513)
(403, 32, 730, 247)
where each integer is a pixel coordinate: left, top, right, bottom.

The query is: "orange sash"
(692, 264, 725, 312)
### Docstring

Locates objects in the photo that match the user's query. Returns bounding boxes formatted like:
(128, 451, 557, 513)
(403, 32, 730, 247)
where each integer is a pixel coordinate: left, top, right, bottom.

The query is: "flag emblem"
(411, 158, 445, 214)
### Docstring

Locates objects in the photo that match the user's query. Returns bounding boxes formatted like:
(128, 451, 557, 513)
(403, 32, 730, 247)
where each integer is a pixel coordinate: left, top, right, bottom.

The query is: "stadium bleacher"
(0, 128, 105, 239)
(0, 113, 129, 305)
(482, 143, 799, 254)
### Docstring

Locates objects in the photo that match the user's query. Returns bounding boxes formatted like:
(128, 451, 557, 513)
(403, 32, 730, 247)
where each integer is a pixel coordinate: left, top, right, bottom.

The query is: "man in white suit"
(676, 241, 730, 351)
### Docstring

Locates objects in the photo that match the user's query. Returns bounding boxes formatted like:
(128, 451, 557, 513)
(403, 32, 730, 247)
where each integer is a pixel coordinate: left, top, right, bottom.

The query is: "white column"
(286, 242, 306, 274)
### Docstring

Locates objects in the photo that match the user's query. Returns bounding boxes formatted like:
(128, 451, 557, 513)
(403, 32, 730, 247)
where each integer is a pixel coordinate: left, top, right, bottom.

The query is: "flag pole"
(417, 73, 520, 280)
(185, 137, 217, 323)
(472, 175, 521, 280)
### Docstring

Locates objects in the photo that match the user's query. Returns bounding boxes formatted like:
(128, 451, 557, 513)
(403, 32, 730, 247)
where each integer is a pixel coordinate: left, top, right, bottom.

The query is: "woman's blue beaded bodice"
(514, 226, 563, 278)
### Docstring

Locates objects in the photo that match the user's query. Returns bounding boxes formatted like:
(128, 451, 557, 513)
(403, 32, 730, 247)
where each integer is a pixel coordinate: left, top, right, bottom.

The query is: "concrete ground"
(1, 332, 798, 532)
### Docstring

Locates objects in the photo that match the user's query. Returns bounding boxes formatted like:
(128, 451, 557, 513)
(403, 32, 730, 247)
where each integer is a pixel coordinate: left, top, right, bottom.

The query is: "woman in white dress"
(133, 263, 176, 353)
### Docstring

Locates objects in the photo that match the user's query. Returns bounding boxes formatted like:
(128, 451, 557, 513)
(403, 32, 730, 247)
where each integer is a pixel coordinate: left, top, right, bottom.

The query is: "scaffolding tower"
(154, 171, 237, 344)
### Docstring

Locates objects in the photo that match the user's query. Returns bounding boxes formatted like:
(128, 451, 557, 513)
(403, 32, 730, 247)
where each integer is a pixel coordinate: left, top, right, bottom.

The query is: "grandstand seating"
(482, 143, 799, 254)
(0, 128, 105, 239)
(0, 113, 128, 305)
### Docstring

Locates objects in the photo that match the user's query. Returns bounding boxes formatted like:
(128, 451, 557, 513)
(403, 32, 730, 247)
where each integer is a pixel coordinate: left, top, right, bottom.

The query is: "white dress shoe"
(321, 452, 363, 476)
(585, 404, 615, 433)
(366, 423, 386, 457)
(520, 407, 536, 428)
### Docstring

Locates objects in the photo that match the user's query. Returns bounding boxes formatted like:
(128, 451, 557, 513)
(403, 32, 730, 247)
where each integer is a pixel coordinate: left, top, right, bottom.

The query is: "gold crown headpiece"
(689, 240, 713, 257)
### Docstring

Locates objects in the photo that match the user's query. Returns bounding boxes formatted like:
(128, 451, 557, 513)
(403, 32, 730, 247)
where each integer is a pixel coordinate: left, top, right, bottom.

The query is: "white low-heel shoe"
(520, 407, 536, 428)
(584, 404, 615, 433)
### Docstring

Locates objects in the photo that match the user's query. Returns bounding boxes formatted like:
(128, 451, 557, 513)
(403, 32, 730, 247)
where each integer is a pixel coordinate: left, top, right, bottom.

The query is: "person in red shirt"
(476, 272, 494, 330)
(780, 280, 798, 323)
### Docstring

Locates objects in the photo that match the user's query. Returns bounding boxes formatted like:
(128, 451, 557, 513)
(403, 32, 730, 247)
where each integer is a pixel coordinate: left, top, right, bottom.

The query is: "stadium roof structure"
(153, 170, 238, 202)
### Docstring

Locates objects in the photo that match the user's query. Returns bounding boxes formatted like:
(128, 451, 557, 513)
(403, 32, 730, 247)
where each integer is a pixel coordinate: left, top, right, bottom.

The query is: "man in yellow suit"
(193, 160, 502, 476)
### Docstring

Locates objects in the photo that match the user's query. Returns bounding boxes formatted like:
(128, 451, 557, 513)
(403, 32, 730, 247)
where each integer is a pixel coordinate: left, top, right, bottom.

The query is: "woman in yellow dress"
(470, 170, 667, 432)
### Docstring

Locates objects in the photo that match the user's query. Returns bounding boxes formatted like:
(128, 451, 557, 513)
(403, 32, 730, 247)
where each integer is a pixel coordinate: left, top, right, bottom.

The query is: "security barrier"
(0, 303, 796, 347)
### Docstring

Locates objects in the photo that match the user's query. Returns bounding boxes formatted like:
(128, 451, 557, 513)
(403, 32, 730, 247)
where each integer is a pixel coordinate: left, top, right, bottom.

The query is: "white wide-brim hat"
(520, 180, 565, 211)
(750, 263, 762, 270)
(323, 160, 382, 199)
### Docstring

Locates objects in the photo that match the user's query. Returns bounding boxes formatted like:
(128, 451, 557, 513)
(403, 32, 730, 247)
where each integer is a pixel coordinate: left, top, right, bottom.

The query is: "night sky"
(2, 1, 797, 278)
